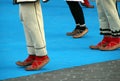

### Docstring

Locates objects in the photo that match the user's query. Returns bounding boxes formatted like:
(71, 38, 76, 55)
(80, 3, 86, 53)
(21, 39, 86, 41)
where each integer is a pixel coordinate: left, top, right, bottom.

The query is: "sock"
(75, 24, 86, 30)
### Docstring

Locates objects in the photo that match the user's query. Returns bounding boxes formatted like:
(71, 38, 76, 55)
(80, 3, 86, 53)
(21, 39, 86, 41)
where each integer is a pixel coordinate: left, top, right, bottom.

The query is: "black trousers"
(66, 1, 85, 25)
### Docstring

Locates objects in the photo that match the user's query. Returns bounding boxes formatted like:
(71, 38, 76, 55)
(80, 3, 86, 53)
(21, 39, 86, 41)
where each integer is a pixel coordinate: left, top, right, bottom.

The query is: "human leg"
(98, 0, 120, 50)
(66, 1, 88, 38)
(16, 1, 49, 70)
(90, 0, 111, 49)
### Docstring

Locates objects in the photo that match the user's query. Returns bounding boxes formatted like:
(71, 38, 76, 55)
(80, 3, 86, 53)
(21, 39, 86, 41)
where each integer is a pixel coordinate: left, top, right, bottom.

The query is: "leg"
(66, 1, 85, 25)
(16, 4, 36, 66)
(20, 1, 47, 56)
(17, 1, 49, 70)
(90, 0, 111, 49)
(102, 0, 120, 37)
(66, 1, 88, 38)
(98, 0, 120, 50)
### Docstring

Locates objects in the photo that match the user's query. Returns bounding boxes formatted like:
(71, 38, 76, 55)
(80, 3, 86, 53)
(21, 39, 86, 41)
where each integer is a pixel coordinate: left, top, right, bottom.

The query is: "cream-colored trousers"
(20, 0, 47, 56)
(96, 0, 120, 36)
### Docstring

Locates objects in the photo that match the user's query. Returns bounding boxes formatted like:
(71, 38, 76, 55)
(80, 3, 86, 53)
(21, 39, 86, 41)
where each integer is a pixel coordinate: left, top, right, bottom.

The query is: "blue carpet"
(0, 0, 120, 80)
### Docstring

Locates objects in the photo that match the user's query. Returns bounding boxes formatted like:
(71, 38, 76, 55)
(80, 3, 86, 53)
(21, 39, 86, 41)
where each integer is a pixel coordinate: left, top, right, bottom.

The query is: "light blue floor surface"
(0, 0, 120, 80)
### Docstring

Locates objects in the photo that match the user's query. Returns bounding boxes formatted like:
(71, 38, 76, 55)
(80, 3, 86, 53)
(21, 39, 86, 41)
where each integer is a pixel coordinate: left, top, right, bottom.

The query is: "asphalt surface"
(2, 60, 120, 81)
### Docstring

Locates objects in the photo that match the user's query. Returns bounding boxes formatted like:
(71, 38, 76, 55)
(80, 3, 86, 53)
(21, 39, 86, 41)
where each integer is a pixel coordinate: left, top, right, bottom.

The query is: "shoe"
(90, 36, 111, 50)
(73, 28, 88, 38)
(16, 55, 35, 66)
(99, 37, 120, 51)
(80, 2, 94, 8)
(86, 5, 94, 8)
(25, 55, 49, 71)
(66, 29, 79, 36)
(90, 41, 107, 50)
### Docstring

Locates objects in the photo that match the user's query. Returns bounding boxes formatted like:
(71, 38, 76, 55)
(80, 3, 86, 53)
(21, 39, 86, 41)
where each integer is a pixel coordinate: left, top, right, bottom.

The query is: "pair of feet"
(66, 28, 88, 38)
(16, 55, 49, 71)
(90, 36, 120, 51)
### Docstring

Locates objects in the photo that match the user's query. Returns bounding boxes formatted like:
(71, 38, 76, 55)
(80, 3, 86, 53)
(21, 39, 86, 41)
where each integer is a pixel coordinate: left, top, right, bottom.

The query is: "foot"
(25, 55, 49, 71)
(90, 41, 107, 50)
(73, 28, 88, 38)
(90, 36, 111, 50)
(99, 37, 120, 51)
(66, 29, 79, 36)
(16, 55, 35, 66)
(99, 41, 120, 51)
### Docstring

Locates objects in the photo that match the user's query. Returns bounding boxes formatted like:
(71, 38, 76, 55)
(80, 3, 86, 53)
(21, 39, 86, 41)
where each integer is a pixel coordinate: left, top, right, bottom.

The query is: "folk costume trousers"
(19, 0, 47, 56)
(96, 0, 120, 37)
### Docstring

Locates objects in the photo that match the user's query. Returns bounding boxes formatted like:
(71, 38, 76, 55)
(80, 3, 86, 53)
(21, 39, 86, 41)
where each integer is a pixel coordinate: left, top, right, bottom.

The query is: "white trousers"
(96, 0, 120, 36)
(19, 0, 47, 56)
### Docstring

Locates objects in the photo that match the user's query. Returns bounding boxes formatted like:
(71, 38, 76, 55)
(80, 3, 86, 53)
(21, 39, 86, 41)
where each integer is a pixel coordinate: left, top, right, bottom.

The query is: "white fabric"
(66, 0, 84, 3)
(17, 0, 37, 3)
(20, 1, 47, 56)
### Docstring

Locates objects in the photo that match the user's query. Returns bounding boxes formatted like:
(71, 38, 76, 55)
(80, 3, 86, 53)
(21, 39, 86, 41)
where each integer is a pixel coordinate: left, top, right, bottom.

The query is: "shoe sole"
(99, 44, 120, 51)
(89, 46, 99, 50)
(16, 61, 33, 66)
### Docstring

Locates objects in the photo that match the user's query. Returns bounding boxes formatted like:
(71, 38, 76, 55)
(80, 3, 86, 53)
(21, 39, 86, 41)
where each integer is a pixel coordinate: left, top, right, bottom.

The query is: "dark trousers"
(66, 1, 85, 25)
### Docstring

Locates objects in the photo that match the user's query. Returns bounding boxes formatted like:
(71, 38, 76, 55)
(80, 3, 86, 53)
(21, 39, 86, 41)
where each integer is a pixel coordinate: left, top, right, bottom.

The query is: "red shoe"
(99, 37, 120, 51)
(25, 55, 49, 71)
(16, 55, 35, 66)
(80, 0, 94, 8)
(90, 36, 111, 50)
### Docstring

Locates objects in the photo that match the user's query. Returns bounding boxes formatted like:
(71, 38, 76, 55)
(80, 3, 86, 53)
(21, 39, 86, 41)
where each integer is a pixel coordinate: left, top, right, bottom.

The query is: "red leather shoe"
(90, 36, 111, 50)
(80, 2, 94, 8)
(99, 37, 120, 51)
(25, 55, 49, 71)
(16, 55, 35, 66)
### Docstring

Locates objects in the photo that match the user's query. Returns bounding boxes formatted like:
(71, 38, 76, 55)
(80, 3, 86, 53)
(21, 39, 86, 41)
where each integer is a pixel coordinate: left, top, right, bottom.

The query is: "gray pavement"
(2, 60, 120, 81)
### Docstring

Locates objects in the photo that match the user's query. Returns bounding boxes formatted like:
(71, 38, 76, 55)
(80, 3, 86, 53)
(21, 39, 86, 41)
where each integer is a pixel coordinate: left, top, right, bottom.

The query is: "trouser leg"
(20, 1, 47, 56)
(102, 0, 120, 37)
(96, 0, 111, 35)
(66, 1, 85, 25)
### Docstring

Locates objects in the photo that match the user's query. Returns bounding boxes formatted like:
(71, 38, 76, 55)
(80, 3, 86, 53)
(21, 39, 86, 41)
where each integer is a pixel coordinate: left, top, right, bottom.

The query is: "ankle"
(24, 55, 36, 62)
(29, 55, 36, 59)
(35, 55, 48, 60)
(111, 37, 120, 43)
(102, 35, 111, 41)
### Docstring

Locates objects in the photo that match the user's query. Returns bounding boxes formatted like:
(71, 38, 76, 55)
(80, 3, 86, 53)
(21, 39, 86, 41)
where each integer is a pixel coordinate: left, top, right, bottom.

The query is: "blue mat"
(0, 0, 120, 80)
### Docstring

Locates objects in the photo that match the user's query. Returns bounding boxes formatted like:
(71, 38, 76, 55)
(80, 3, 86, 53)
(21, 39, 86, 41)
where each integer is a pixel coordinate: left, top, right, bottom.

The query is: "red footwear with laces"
(16, 55, 35, 66)
(99, 37, 120, 51)
(25, 55, 49, 71)
(90, 36, 111, 50)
